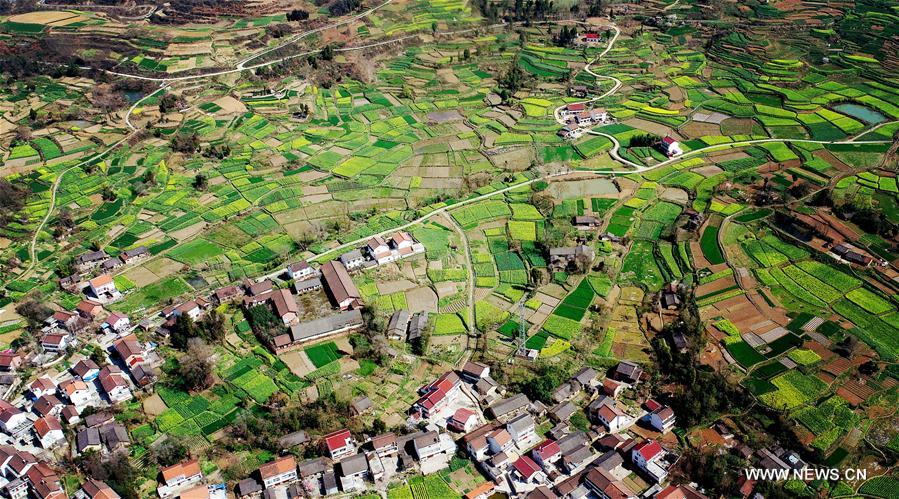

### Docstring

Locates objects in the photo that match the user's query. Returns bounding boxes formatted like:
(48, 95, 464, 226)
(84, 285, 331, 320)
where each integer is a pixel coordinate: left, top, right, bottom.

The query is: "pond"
(124, 91, 144, 104)
(834, 103, 887, 125)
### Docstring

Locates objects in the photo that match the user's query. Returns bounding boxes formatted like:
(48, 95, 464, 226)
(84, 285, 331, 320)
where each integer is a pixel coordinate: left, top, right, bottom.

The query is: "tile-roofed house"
(413, 431, 442, 460)
(561, 444, 593, 473)
(72, 359, 101, 381)
(323, 429, 355, 460)
(338, 249, 365, 270)
(648, 405, 676, 433)
(131, 363, 157, 387)
(350, 395, 373, 416)
(59, 379, 92, 407)
(158, 459, 203, 498)
(614, 361, 643, 384)
(321, 471, 338, 496)
(98, 365, 132, 403)
(573, 215, 601, 229)
(100, 258, 122, 272)
(387, 310, 410, 339)
(407, 311, 428, 342)
(584, 467, 636, 499)
(49, 311, 79, 331)
(338, 453, 368, 478)
(463, 482, 495, 499)
(659, 136, 682, 157)
(286, 260, 315, 281)
(174, 301, 201, 321)
(411, 371, 461, 418)
(366, 236, 392, 264)
(656, 484, 709, 499)
(531, 439, 561, 467)
(370, 432, 398, 457)
(26, 462, 63, 499)
(487, 393, 530, 421)
(120, 246, 149, 263)
(246, 279, 274, 297)
(75, 480, 120, 499)
(76, 300, 104, 318)
(104, 312, 130, 333)
(29, 377, 57, 398)
(113, 334, 145, 368)
(507, 413, 536, 443)
(33, 395, 64, 418)
(0, 351, 22, 372)
(76, 427, 102, 454)
(293, 277, 322, 295)
(460, 361, 490, 382)
(486, 429, 513, 454)
(631, 439, 669, 482)
(84, 412, 114, 428)
(571, 367, 598, 390)
(602, 378, 625, 398)
(549, 401, 577, 423)
(75, 251, 107, 270)
(525, 486, 558, 499)
(270, 288, 299, 325)
(213, 285, 242, 304)
(511, 455, 543, 483)
(296, 457, 327, 479)
(258, 456, 297, 489)
(321, 260, 361, 310)
(33, 416, 64, 449)
(277, 431, 308, 449)
(41, 332, 72, 353)
(278, 309, 363, 351)
(88, 274, 117, 298)
(0, 402, 29, 434)
(448, 408, 478, 433)
(99, 422, 130, 451)
(61, 405, 80, 425)
(596, 403, 629, 432)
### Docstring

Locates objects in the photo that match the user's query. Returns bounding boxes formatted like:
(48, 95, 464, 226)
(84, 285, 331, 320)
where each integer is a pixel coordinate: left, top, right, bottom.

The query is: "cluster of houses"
(337, 231, 425, 272)
(558, 103, 611, 140)
(59, 246, 150, 300)
(38, 297, 132, 360)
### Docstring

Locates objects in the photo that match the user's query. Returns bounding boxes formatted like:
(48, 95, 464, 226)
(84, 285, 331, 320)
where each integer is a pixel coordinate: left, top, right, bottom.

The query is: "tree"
(431, 21, 438, 34)
(178, 338, 214, 391)
(463, 48, 470, 60)
(198, 309, 226, 344)
(320, 44, 335, 61)
(169, 313, 198, 351)
(149, 438, 188, 467)
(171, 132, 199, 153)
(92, 84, 127, 115)
(0, 179, 28, 226)
(16, 299, 52, 328)
(193, 173, 208, 191)
(499, 57, 526, 94)
(287, 9, 310, 21)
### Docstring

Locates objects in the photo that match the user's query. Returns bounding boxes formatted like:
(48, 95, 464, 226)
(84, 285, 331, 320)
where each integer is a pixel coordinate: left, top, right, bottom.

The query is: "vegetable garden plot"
(304, 342, 343, 368)
(620, 240, 664, 292)
(699, 225, 725, 265)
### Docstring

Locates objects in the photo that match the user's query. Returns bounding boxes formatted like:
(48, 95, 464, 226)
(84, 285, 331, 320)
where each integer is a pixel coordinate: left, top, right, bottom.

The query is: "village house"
(321, 260, 362, 310)
(270, 288, 299, 325)
(487, 428, 514, 454)
(411, 371, 462, 419)
(613, 361, 643, 384)
(573, 215, 601, 230)
(120, 246, 149, 264)
(531, 439, 562, 469)
(293, 276, 322, 295)
(33, 395, 64, 418)
(658, 136, 683, 157)
(29, 378, 56, 399)
(87, 275, 118, 300)
(569, 85, 588, 98)
(258, 456, 297, 489)
(413, 431, 442, 460)
(75, 251, 108, 272)
(286, 260, 316, 281)
(387, 310, 410, 340)
(213, 285, 242, 304)
(158, 460, 203, 498)
(41, 332, 72, 353)
(507, 413, 537, 444)
(47, 311, 80, 332)
(448, 408, 478, 433)
(33, 416, 64, 449)
(602, 378, 626, 398)
(511, 455, 544, 484)
(584, 466, 637, 498)
(338, 249, 365, 270)
(370, 432, 398, 457)
(0, 352, 23, 373)
(103, 312, 130, 334)
(76, 300, 104, 319)
(595, 402, 630, 433)
(75, 480, 120, 499)
(488, 393, 531, 421)
(407, 312, 428, 343)
(338, 454, 369, 491)
(645, 400, 676, 433)
(271, 309, 364, 352)
(548, 245, 595, 271)
(323, 429, 356, 460)
(460, 361, 490, 383)
(632, 440, 672, 483)
(557, 125, 584, 140)
(0, 402, 30, 435)
(174, 301, 202, 321)
(560, 102, 585, 118)
(98, 366, 132, 404)
(59, 379, 92, 408)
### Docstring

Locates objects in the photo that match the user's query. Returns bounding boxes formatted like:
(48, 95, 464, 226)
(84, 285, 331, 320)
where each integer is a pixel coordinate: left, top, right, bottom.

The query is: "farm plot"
(794, 396, 861, 451)
(304, 342, 343, 368)
(760, 371, 828, 410)
(620, 240, 664, 292)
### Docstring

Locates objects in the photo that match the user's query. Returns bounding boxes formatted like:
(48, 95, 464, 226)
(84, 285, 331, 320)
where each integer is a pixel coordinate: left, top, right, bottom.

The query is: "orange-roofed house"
(258, 456, 297, 489)
(33, 416, 64, 449)
(75, 480, 120, 499)
(158, 459, 203, 499)
(88, 275, 118, 299)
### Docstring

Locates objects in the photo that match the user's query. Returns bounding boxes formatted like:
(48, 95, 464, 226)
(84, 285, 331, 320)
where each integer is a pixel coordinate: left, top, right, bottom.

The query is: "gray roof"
(339, 249, 364, 263)
(76, 427, 101, 452)
(489, 393, 530, 418)
(236, 478, 262, 496)
(549, 401, 577, 421)
(507, 413, 535, 435)
(289, 309, 363, 343)
(294, 277, 322, 292)
(572, 367, 598, 386)
(278, 431, 309, 448)
(298, 457, 327, 478)
(414, 431, 440, 449)
(351, 396, 373, 414)
(77, 251, 107, 264)
(100, 423, 129, 447)
(407, 312, 428, 341)
(557, 431, 588, 455)
(339, 453, 368, 476)
(322, 471, 337, 491)
(562, 444, 592, 467)
(387, 310, 410, 335)
(593, 449, 624, 471)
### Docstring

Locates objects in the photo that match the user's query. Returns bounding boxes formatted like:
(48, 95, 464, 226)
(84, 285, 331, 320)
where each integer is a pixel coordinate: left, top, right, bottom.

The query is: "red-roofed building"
(448, 408, 478, 433)
(33, 416, 64, 449)
(603, 378, 625, 398)
(511, 455, 544, 483)
(632, 439, 669, 482)
(531, 439, 561, 467)
(323, 429, 356, 460)
(411, 371, 462, 418)
(656, 484, 709, 499)
(659, 136, 682, 157)
(104, 312, 130, 333)
(76, 300, 104, 318)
